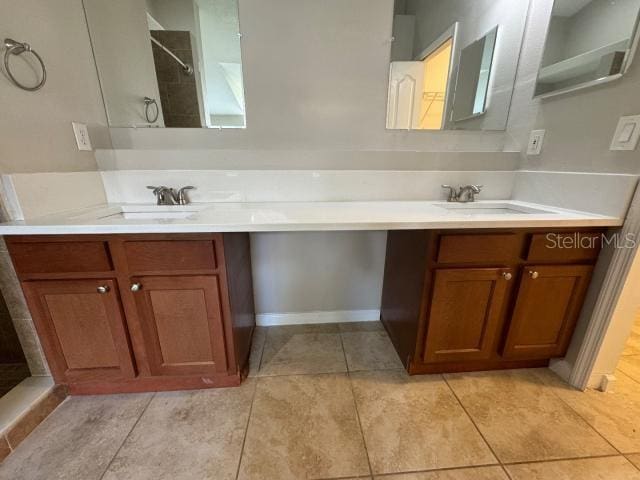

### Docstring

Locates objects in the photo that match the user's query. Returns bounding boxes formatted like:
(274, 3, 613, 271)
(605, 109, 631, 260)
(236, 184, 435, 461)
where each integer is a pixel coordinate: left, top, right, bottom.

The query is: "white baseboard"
(256, 309, 381, 326)
(587, 372, 617, 391)
(549, 358, 572, 383)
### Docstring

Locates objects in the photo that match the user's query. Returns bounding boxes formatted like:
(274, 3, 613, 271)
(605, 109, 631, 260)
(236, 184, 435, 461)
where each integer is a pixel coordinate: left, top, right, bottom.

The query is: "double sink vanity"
(0, 184, 620, 394)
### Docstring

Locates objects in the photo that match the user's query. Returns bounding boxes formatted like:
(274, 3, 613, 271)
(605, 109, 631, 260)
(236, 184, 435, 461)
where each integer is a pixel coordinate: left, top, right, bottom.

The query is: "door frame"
(557, 186, 640, 390)
(415, 22, 459, 130)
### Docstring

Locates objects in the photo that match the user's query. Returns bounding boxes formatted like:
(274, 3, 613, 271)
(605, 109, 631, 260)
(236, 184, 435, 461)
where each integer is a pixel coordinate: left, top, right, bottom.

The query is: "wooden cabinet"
(424, 268, 512, 363)
(22, 279, 135, 383)
(131, 275, 229, 376)
(502, 265, 593, 360)
(381, 228, 604, 375)
(6, 233, 255, 395)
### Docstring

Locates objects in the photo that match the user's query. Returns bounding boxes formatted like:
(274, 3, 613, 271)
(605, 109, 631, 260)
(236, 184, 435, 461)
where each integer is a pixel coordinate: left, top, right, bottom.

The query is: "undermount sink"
(437, 202, 556, 215)
(100, 205, 205, 220)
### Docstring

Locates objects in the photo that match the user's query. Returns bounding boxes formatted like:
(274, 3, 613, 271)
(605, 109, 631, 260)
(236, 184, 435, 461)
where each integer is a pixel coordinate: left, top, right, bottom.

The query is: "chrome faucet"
(441, 184, 483, 203)
(176, 186, 195, 205)
(147, 185, 196, 205)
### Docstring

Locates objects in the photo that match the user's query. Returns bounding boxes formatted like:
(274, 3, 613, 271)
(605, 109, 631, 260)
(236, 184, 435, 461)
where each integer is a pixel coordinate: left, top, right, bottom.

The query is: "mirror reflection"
(387, 0, 530, 131)
(535, 0, 640, 98)
(83, 0, 245, 128)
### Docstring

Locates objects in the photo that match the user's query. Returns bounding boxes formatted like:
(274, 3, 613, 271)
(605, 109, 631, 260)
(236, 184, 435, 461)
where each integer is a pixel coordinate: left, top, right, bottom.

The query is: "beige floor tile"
(627, 453, 640, 469)
(506, 456, 640, 480)
(247, 326, 267, 377)
(622, 344, 640, 356)
(238, 373, 369, 480)
(341, 330, 403, 371)
(623, 329, 640, 356)
(339, 321, 385, 332)
(102, 380, 256, 480)
(0, 393, 152, 480)
(376, 466, 508, 479)
(258, 324, 346, 376)
(444, 369, 616, 463)
(617, 355, 640, 383)
(351, 369, 496, 475)
(535, 369, 640, 454)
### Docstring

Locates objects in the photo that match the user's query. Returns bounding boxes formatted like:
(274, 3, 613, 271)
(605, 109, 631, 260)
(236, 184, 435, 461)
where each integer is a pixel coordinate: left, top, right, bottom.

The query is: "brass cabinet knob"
(96, 285, 110, 294)
(502, 272, 513, 281)
(130, 283, 142, 292)
(529, 271, 539, 279)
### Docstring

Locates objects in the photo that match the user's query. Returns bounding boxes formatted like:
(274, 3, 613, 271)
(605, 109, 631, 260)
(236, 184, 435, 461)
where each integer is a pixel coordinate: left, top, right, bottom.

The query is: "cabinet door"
(23, 279, 135, 383)
(423, 268, 512, 363)
(131, 275, 229, 376)
(502, 265, 593, 360)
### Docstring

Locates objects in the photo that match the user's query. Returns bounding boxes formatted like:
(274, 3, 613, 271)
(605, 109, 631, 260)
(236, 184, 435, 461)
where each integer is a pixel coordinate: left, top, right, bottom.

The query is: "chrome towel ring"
(144, 96, 160, 123)
(3, 38, 46, 91)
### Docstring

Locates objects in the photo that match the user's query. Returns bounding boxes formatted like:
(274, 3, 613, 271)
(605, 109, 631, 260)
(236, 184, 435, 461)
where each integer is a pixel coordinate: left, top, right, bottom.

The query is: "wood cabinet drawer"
(124, 240, 217, 272)
(436, 233, 522, 264)
(526, 232, 601, 263)
(8, 241, 112, 274)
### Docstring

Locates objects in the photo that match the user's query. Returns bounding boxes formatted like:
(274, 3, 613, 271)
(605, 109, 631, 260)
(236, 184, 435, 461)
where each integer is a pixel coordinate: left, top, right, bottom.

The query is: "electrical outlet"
(527, 129, 545, 155)
(72, 122, 92, 151)
(610, 114, 640, 151)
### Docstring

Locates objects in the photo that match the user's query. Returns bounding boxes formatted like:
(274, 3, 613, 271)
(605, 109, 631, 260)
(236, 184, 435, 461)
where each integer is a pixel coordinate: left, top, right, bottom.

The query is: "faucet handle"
(177, 186, 196, 205)
(441, 185, 458, 202)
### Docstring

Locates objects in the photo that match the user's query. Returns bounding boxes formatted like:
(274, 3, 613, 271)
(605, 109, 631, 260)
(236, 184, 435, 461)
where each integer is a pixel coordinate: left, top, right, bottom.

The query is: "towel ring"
(143, 97, 159, 123)
(3, 38, 46, 92)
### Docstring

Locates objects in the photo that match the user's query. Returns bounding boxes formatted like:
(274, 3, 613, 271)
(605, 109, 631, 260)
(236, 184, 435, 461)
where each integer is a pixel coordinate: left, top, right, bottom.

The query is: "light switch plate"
(611, 115, 640, 151)
(527, 129, 545, 155)
(72, 122, 92, 151)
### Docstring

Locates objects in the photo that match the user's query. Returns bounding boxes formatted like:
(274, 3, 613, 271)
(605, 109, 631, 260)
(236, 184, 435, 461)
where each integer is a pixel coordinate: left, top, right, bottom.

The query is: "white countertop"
(0, 200, 622, 235)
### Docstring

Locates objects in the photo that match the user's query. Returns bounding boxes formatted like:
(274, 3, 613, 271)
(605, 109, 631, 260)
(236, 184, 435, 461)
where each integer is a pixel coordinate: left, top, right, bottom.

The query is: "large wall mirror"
(387, 0, 530, 131)
(83, 0, 246, 129)
(534, 0, 640, 98)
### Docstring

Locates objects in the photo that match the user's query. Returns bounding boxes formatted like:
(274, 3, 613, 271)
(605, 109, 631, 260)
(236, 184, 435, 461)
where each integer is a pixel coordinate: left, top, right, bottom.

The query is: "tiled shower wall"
(0, 239, 49, 377)
(150, 30, 202, 128)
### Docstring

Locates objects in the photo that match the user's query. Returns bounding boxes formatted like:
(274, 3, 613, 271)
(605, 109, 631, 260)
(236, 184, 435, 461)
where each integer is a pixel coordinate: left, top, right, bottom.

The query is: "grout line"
(615, 366, 640, 386)
(500, 464, 515, 480)
(255, 367, 404, 379)
(371, 464, 501, 478)
(442, 374, 503, 467)
(234, 377, 259, 480)
(98, 392, 156, 480)
(503, 453, 624, 467)
(255, 327, 267, 375)
(339, 331, 374, 479)
(534, 371, 623, 457)
(614, 368, 640, 386)
(624, 454, 640, 472)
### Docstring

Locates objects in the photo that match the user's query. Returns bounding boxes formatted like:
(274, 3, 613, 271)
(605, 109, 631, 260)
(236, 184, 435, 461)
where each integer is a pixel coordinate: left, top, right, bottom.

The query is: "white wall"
(198, 0, 245, 125)
(506, 0, 640, 174)
(405, 0, 530, 130)
(0, 0, 109, 173)
(562, 0, 640, 58)
(83, 0, 165, 128)
(251, 232, 386, 317)
(108, 0, 515, 151)
(504, 0, 640, 383)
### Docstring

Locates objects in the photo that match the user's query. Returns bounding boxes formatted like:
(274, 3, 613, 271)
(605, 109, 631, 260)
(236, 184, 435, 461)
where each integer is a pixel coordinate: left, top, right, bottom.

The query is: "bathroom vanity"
(0, 198, 618, 394)
(381, 228, 603, 375)
(5, 233, 253, 394)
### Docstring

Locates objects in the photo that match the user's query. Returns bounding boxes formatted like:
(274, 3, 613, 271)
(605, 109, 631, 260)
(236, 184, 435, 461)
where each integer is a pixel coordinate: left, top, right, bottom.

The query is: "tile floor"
(2, 322, 640, 479)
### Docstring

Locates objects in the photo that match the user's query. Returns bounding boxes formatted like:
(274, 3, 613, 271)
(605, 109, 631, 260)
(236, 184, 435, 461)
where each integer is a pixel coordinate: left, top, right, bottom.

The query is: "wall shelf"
(538, 39, 628, 84)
